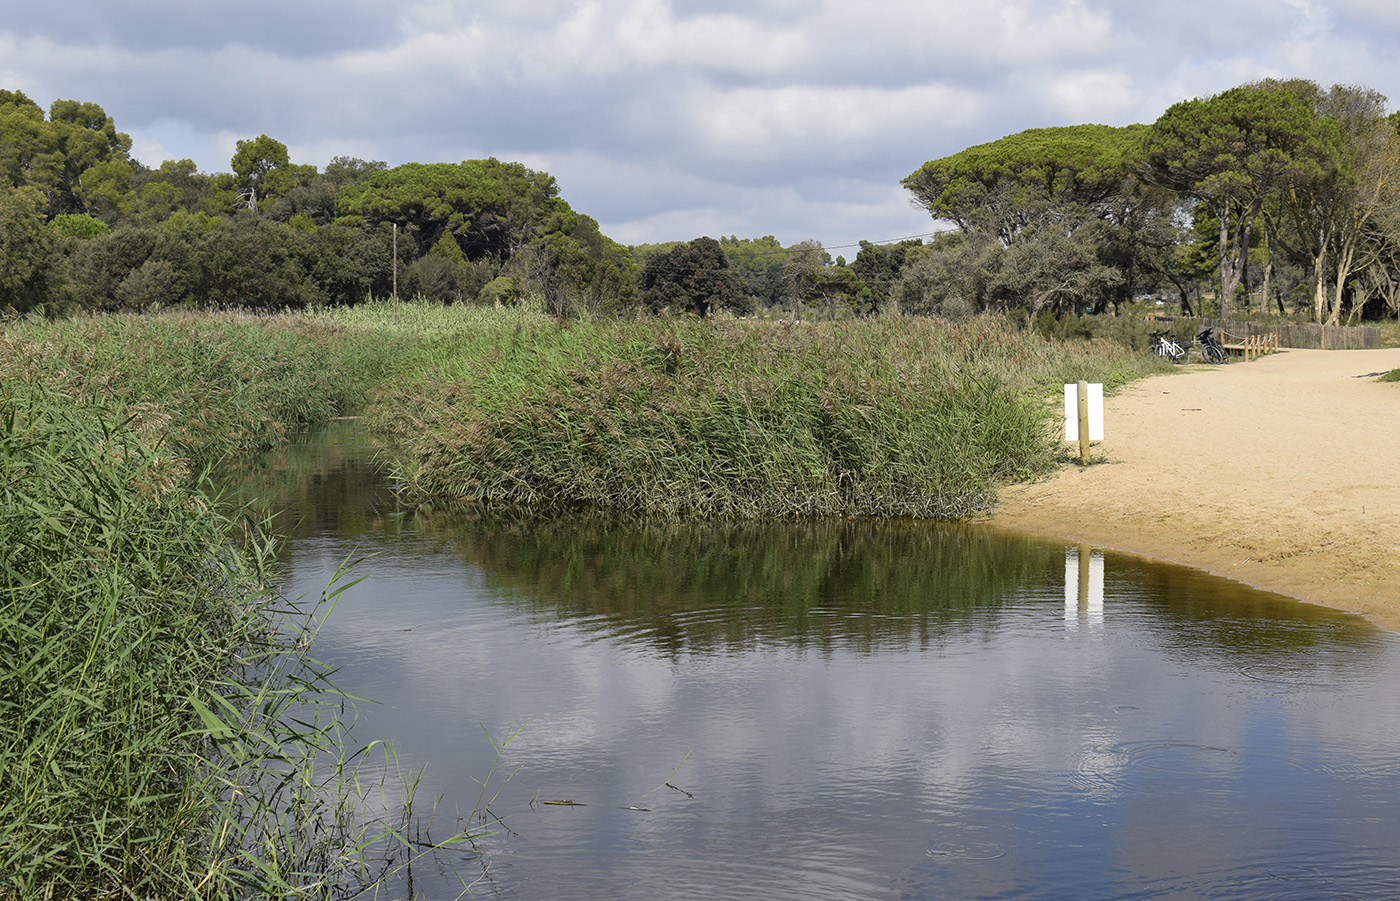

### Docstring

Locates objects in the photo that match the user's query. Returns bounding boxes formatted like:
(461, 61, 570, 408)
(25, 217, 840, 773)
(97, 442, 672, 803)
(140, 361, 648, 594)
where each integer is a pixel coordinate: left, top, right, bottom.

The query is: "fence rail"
(1157, 318, 1380, 350)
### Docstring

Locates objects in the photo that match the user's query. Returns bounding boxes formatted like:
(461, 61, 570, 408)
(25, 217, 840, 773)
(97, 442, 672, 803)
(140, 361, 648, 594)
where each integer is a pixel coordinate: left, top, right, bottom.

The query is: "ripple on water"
(1236, 659, 1364, 689)
(1147, 849, 1400, 901)
(925, 841, 1007, 861)
(1072, 738, 1381, 797)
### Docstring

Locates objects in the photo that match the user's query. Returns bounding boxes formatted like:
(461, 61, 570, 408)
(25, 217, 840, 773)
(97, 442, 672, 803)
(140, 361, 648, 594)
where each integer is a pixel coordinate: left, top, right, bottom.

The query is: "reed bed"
(4, 310, 416, 465)
(370, 313, 1153, 519)
(0, 320, 486, 898)
(0, 383, 471, 899)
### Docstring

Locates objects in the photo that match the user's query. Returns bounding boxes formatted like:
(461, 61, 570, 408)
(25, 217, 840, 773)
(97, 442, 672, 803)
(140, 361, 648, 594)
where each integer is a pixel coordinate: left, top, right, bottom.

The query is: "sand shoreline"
(982, 345, 1400, 631)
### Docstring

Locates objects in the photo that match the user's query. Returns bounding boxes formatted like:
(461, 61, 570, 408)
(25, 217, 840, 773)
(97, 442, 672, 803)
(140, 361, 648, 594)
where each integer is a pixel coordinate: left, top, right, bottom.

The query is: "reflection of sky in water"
(239, 427, 1400, 900)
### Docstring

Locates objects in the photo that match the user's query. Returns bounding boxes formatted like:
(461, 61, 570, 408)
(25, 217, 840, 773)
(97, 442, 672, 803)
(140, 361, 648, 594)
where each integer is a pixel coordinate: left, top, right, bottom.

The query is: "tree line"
(902, 79, 1400, 325)
(0, 87, 881, 319)
(4, 78, 1400, 323)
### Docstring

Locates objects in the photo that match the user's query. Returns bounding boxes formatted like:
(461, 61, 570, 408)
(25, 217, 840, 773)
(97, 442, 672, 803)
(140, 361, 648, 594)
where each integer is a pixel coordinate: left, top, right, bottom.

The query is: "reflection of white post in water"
(1065, 546, 1105, 631)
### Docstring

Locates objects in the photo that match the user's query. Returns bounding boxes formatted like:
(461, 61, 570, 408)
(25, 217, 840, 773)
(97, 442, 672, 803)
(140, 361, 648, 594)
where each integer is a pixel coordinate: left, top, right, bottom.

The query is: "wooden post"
(1077, 380, 1091, 466)
(393, 223, 398, 326)
(1078, 543, 1092, 610)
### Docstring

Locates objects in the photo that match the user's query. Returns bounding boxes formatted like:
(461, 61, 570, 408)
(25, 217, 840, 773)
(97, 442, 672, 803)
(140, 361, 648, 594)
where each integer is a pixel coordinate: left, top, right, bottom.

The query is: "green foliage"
(230, 133, 292, 208)
(719, 235, 789, 308)
(0, 186, 59, 312)
(1029, 306, 1157, 349)
(439, 516, 1058, 648)
(640, 236, 749, 316)
(336, 158, 561, 259)
(515, 209, 637, 315)
(804, 261, 875, 316)
(850, 238, 924, 301)
(62, 213, 396, 311)
(479, 275, 520, 305)
(8, 79, 1396, 325)
(43, 99, 133, 219)
(1140, 84, 1335, 204)
(0, 90, 51, 185)
(902, 125, 1166, 314)
(893, 227, 1129, 318)
(1139, 81, 1341, 318)
(365, 308, 1152, 520)
(904, 124, 1144, 241)
(321, 155, 387, 187)
(7, 310, 416, 462)
(408, 253, 491, 304)
(267, 177, 337, 225)
(893, 231, 987, 317)
(47, 212, 110, 238)
(0, 375, 478, 898)
(192, 215, 313, 308)
(1261, 81, 1400, 325)
(429, 230, 467, 261)
(296, 220, 393, 305)
(0, 92, 133, 221)
(129, 158, 211, 225)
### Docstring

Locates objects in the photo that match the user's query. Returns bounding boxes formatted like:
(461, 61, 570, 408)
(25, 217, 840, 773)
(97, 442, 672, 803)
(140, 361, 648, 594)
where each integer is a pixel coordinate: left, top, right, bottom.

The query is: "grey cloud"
(4, 0, 398, 55)
(6, 0, 1400, 244)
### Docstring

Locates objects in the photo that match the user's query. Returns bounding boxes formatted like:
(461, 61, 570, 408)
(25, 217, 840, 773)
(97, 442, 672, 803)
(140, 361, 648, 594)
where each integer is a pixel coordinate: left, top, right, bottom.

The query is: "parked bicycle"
(1150, 329, 1188, 364)
(1193, 327, 1229, 365)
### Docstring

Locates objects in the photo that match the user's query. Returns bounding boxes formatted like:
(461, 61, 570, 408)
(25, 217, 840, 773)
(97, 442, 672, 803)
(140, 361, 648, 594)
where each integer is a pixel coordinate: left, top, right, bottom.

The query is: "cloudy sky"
(5, 0, 1400, 247)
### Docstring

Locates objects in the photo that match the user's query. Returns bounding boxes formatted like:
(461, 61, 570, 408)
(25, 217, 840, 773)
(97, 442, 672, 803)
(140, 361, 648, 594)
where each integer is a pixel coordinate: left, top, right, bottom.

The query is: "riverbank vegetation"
(363, 307, 1149, 518)
(2, 310, 417, 463)
(0, 321, 487, 899)
(0, 382, 474, 898)
(6, 303, 1155, 519)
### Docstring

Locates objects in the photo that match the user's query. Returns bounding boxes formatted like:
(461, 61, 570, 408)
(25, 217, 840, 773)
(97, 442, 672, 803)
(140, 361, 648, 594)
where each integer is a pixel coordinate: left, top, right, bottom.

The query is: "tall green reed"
(6, 309, 417, 465)
(371, 313, 1151, 520)
(0, 383, 480, 899)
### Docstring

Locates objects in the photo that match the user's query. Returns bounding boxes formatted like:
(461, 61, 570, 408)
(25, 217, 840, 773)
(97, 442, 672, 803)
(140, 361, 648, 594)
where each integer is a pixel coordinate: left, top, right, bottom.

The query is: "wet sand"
(985, 346, 1400, 630)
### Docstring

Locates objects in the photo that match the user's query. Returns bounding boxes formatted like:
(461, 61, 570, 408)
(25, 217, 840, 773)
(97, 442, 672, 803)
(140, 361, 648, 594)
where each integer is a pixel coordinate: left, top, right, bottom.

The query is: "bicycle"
(1193, 327, 1229, 365)
(1150, 329, 1188, 364)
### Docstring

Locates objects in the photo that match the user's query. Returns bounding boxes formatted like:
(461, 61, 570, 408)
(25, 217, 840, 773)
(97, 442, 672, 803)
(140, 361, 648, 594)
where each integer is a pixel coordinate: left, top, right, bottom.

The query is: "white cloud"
(685, 83, 982, 160)
(8, 0, 1400, 242)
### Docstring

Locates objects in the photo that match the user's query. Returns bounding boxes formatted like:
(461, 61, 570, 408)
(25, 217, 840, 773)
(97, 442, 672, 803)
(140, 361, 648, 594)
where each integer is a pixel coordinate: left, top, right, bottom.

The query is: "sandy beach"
(985, 345, 1400, 630)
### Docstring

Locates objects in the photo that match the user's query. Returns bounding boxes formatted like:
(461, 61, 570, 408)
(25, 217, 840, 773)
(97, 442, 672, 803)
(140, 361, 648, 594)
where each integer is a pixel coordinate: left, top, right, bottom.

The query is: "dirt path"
(985, 346, 1400, 630)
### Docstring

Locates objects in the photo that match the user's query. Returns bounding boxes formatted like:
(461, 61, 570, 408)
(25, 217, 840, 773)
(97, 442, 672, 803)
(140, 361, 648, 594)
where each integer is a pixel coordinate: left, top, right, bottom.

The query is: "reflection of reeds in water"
(0, 385, 482, 898)
(417, 513, 1061, 653)
(221, 424, 406, 543)
(419, 509, 1380, 662)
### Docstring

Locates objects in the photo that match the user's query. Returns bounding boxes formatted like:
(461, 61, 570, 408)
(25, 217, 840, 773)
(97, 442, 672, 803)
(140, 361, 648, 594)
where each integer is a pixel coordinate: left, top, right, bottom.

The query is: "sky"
(6, 0, 1400, 249)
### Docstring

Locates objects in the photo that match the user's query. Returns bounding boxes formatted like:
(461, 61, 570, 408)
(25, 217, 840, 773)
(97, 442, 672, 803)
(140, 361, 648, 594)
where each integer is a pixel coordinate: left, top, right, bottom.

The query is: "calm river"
(228, 424, 1400, 900)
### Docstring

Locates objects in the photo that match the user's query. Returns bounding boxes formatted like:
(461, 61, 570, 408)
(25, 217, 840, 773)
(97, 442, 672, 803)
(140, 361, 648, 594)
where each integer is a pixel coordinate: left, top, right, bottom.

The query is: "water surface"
(228, 424, 1400, 899)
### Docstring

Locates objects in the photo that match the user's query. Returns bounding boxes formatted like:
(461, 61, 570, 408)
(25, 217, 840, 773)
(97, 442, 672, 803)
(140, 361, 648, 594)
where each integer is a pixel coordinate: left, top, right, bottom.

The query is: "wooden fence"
(1160, 318, 1381, 350)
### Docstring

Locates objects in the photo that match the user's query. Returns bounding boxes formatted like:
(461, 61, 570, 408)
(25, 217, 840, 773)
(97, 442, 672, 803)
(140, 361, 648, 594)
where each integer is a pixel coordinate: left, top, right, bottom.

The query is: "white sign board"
(1063, 383, 1104, 442)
